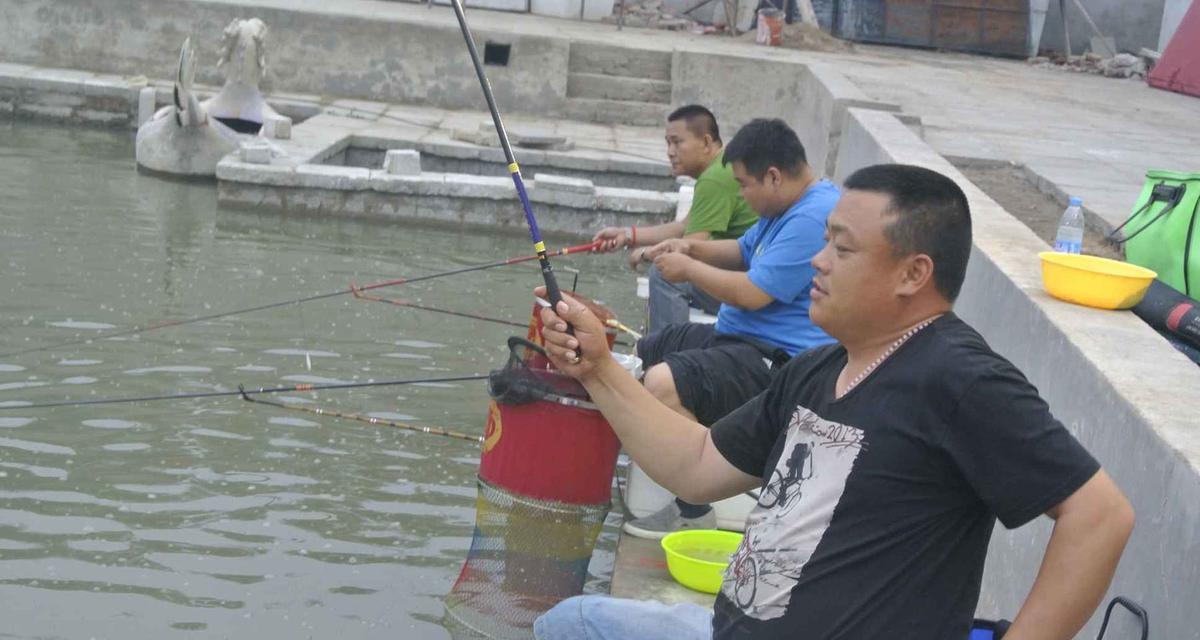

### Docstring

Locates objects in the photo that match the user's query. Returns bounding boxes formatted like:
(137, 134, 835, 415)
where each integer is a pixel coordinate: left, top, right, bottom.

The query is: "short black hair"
(843, 164, 973, 301)
(667, 105, 721, 144)
(721, 118, 807, 180)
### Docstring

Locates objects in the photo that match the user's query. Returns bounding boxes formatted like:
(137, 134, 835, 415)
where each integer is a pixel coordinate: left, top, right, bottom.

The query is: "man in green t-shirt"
(592, 105, 758, 331)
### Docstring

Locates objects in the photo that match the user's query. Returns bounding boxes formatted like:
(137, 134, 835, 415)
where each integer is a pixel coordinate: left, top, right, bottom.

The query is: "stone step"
(566, 72, 671, 104)
(561, 97, 671, 126)
(567, 42, 673, 81)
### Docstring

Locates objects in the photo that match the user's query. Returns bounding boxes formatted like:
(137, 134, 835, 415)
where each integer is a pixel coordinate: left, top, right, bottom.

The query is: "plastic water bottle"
(1054, 197, 1084, 254)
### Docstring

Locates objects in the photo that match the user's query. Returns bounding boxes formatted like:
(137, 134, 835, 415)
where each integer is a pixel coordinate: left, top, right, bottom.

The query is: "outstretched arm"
(592, 220, 687, 253)
(1004, 470, 1134, 640)
(534, 288, 760, 504)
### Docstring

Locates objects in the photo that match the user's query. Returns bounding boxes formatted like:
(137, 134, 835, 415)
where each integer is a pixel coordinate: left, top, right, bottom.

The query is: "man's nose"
(812, 245, 832, 272)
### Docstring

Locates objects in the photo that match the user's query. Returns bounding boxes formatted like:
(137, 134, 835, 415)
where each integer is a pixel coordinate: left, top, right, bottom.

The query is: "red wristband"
(630, 225, 637, 247)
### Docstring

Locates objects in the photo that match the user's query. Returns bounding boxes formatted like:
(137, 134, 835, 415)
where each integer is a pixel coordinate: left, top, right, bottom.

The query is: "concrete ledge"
(834, 107, 1200, 639)
(0, 62, 139, 127)
(216, 160, 298, 186)
(216, 181, 673, 238)
(294, 164, 371, 191)
(610, 533, 716, 607)
(534, 173, 595, 193)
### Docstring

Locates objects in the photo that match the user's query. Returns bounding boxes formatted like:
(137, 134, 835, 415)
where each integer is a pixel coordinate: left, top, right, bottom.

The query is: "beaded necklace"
(837, 315, 942, 399)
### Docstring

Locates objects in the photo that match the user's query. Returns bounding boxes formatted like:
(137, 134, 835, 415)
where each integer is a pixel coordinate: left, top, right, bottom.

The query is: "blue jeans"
(648, 265, 721, 334)
(534, 595, 712, 640)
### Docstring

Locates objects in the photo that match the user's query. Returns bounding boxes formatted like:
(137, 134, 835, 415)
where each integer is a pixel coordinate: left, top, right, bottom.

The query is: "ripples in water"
(0, 437, 76, 456)
(262, 348, 340, 358)
(81, 418, 140, 430)
(47, 320, 117, 330)
(394, 339, 445, 349)
(124, 365, 213, 375)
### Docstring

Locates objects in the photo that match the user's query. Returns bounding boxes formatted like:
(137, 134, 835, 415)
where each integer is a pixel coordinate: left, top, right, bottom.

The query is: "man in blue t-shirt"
(623, 119, 839, 539)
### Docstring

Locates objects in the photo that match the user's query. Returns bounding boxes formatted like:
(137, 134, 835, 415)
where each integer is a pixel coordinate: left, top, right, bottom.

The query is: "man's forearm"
(687, 238, 744, 270)
(686, 262, 771, 310)
(1005, 473, 1134, 640)
(633, 220, 687, 246)
(580, 360, 718, 500)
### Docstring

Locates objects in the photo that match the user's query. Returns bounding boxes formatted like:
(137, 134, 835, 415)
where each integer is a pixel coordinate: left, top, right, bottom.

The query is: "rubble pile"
(606, 0, 854, 51)
(741, 22, 854, 52)
(1029, 52, 1148, 79)
(602, 0, 716, 32)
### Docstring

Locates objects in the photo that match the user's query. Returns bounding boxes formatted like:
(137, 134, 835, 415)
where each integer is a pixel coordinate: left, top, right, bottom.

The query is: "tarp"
(1150, 0, 1200, 97)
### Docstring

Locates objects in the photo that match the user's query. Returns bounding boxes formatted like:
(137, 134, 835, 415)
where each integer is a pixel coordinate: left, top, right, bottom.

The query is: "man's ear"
(766, 166, 783, 188)
(897, 254, 935, 297)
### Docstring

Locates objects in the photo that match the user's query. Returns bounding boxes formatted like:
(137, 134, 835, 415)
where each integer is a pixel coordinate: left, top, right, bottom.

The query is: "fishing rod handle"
(539, 257, 565, 308)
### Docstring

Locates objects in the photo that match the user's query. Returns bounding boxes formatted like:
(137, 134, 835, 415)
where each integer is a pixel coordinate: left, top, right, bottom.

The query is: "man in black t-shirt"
(532, 164, 1134, 640)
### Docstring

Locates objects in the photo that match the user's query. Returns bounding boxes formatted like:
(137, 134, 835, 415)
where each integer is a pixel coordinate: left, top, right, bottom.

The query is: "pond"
(0, 122, 639, 639)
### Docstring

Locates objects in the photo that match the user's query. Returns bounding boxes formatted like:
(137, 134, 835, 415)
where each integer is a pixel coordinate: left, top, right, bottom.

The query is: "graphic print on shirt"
(721, 406, 865, 621)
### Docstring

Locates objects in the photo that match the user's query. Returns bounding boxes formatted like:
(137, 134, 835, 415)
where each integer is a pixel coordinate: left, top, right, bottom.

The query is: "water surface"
(0, 122, 638, 638)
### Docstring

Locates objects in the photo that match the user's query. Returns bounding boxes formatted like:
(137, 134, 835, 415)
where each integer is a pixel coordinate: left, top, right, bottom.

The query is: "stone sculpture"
(135, 19, 286, 177)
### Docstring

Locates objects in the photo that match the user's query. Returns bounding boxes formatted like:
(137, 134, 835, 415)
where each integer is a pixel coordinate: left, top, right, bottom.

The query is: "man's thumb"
(554, 293, 584, 320)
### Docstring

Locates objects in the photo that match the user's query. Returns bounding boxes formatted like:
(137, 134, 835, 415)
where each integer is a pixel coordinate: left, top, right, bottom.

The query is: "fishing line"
(0, 374, 489, 410)
(351, 287, 639, 345)
(1, 242, 599, 360)
(351, 286, 529, 329)
(240, 390, 484, 444)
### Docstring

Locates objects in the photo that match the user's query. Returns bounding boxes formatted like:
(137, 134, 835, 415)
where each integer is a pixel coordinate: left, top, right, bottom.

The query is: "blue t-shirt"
(715, 180, 839, 356)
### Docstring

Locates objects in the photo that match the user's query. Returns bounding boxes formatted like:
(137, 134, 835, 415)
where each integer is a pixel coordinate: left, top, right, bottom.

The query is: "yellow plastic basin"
(661, 529, 744, 594)
(1039, 252, 1157, 310)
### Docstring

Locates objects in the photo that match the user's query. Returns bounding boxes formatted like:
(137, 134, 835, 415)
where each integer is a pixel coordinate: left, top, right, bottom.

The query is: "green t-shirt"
(684, 151, 759, 240)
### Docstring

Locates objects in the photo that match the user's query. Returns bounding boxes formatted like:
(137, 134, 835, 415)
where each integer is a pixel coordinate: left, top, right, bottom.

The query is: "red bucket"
(480, 386, 620, 505)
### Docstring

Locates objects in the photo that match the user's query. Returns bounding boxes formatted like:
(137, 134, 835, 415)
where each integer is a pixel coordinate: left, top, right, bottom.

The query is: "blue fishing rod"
(447, 0, 566, 314)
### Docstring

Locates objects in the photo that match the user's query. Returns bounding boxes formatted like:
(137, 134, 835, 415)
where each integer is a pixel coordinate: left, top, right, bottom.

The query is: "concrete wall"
(0, 0, 896, 147)
(671, 51, 898, 180)
(1159, 0, 1194, 50)
(0, 0, 570, 115)
(670, 51, 806, 146)
(1039, 0, 1168, 54)
(834, 107, 1200, 639)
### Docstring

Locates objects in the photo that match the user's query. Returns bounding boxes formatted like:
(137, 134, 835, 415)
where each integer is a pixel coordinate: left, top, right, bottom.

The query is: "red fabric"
(480, 398, 620, 505)
(1150, 1, 1200, 97)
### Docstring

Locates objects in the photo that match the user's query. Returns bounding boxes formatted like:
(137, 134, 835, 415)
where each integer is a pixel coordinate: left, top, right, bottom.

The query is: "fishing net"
(444, 480, 610, 639)
(486, 338, 594, 408)
(445, 337, 621, 639)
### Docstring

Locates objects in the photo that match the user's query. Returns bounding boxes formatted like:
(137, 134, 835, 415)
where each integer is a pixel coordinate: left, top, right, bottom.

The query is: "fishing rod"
(448, 0, 568, 318)
(352, 287, 640, 346)
(0, 242, 599, 360)
(0, 374, 489, 411)
(351, 286, 529, 329)
(241, 391, 484, 444)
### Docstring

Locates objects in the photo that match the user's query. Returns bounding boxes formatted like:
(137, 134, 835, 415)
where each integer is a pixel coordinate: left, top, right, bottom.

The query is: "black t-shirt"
(709, 313, 1099, 640)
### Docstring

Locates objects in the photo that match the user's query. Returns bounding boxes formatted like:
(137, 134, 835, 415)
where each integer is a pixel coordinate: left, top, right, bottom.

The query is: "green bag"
(1110, 170, 1200, 298)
